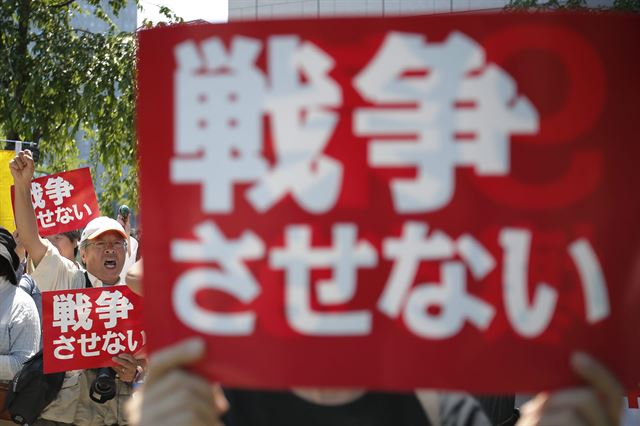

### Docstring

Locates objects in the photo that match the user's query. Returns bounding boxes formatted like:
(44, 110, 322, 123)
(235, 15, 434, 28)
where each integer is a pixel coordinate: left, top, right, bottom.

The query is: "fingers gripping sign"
(519, 353, 624, 426)
(128, 338, 227, 426)
(112, 353, 140, 383)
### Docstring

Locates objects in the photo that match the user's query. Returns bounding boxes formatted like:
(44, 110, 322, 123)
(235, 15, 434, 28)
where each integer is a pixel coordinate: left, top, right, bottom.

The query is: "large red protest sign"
(11, 168, 100, 237)
(137, 13, 640, 393)
(42, 286, 144, 373)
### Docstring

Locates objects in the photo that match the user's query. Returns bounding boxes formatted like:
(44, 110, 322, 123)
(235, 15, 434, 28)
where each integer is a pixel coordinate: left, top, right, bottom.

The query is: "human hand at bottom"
(126, 338, 228, 426)
(518, 352, 623, 426)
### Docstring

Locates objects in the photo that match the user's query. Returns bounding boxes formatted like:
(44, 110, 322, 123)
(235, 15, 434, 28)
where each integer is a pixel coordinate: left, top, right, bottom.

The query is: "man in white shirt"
(10, 149, 142, 426)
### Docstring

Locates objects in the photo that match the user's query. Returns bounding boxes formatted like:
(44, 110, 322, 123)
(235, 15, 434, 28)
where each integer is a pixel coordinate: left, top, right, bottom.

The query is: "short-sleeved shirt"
(17, 272, 42, 322)
(119, 236, 139, 284)
(28, 240, 130, 425)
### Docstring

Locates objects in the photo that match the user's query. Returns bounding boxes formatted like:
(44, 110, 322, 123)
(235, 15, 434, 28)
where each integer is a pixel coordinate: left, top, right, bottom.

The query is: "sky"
(137, 0, 228, 26)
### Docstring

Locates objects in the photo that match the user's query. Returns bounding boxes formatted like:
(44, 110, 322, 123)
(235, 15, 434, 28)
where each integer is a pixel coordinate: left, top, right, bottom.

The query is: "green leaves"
(504, 0, 587, 10)
(505, 0, 639, 11)
(613, 0, 640, 11)
(0, 0, 155, 215)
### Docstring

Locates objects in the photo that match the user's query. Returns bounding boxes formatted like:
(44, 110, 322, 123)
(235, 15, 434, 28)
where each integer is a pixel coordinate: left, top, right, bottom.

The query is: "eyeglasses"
(85, 240, 127, 251)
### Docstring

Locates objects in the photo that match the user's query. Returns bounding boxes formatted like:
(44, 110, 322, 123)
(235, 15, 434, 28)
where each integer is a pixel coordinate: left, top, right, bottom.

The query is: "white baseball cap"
(80, 217, 127, 243)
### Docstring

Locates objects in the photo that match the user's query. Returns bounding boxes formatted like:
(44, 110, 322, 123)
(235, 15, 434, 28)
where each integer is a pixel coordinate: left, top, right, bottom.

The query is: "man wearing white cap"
(10, 150, 141, 426)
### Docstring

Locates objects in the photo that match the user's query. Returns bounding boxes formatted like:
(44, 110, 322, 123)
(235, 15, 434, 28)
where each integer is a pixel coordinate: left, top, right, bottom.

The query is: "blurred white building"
(229, 0, 614, 20)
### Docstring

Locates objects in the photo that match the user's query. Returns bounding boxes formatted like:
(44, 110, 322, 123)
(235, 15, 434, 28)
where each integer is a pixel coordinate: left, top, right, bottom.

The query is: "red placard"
(137, 13, 640, 393)
(42, 286, 144, 373)
(11, 168, 100, 237)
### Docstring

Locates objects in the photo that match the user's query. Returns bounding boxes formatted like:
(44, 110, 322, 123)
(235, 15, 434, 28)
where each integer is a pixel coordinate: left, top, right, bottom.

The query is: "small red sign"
(42, 286, 144, 373)
(11, 168, 100, 237)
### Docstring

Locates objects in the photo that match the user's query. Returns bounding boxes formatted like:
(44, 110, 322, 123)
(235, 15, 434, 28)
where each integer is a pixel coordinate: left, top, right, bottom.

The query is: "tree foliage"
(0, 0, 143, 214)
(505, 0, 640, 11)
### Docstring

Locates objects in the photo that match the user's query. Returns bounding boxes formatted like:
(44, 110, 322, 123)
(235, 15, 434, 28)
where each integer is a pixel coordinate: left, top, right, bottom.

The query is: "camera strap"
(84, 271, 93, 288)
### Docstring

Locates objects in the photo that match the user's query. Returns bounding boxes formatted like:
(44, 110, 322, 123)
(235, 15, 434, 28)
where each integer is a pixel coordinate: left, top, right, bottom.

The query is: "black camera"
(89, 367, 117, 404)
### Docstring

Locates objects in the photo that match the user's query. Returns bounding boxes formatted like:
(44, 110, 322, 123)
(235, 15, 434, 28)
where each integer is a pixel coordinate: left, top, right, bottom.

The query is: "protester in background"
(11, 230, 27, 276)
(10, 149, 143, 425)
(117, 207, 139, 285)
(125, 258, 143, 296)
(45, 230, 81, 266)
(132, 228, 142, 262)
(11, 230, 42, 321)
(0, 227, 40, 381)
(18, 229, 81, 324)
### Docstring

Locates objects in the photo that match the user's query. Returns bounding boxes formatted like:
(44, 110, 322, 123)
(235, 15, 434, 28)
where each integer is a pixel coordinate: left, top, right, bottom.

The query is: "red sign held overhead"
(137, 14, 640, 393)
(42, 286, 144, 373)
(11, 168, 100, 237)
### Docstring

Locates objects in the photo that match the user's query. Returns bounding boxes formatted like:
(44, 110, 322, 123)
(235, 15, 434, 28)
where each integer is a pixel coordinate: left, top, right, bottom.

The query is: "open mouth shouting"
(80, 228, 128, 285)
(104, 259, 118, 270)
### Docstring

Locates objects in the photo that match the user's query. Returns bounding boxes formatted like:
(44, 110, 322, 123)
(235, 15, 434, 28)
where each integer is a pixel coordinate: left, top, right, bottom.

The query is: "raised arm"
(9, 150, 48, 266)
